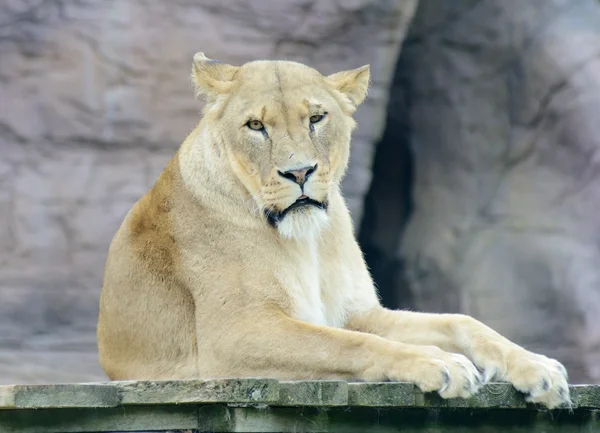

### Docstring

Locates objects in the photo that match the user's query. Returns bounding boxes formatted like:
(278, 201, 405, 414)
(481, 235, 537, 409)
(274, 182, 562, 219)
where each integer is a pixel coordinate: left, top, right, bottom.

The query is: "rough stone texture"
(1, 379, 598, 409)
(348, 382, 416, 407)
(572, 384, 600, 408)
(199, 407, 600, 433)
(1, 406, 200, 433)
(117, 378, 279, 406)
(11, 383, 118, 409)
(398, 0, 600, 384)
(0, 379, 598, 432)
(348, 382, 529, 409)
(278, 380, 348, 407)
(0, 386, 15, 409)
(0, 0, 418, 384)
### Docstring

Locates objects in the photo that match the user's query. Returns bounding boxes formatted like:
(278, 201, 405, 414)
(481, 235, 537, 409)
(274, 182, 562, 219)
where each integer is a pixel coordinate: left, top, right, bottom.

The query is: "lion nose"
(278, 164, 318, 187)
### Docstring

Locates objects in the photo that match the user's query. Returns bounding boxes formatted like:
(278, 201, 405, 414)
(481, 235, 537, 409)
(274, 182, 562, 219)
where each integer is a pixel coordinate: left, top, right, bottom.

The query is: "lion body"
(97, 55, 570, 409)
(98, 153, 375, 380)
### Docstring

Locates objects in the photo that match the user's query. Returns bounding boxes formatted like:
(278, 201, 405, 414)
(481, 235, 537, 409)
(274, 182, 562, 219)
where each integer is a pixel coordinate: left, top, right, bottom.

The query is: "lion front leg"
(197, 307, 486, 399)
(347, 306, 571, 409)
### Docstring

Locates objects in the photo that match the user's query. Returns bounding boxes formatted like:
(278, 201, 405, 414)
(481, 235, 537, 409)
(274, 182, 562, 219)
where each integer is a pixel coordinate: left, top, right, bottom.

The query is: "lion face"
(191, 54, 370, 239)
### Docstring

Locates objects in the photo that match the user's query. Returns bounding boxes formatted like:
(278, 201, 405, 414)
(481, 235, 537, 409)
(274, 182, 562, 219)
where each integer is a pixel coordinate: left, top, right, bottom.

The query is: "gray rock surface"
(1, 379, 599, 432)
(2, 378, 599, 409)
(399, 0, 600, 384)
(0, 0, 417, 384)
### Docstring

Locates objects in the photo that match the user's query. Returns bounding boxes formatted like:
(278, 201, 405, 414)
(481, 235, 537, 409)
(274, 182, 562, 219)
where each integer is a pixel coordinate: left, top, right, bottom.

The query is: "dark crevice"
(357, 52, 415, 311)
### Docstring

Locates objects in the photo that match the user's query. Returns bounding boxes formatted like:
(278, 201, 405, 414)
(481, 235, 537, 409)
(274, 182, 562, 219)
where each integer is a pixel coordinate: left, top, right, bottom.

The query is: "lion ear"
(191, 52, 239, 99)
(326, 65, 370, 108)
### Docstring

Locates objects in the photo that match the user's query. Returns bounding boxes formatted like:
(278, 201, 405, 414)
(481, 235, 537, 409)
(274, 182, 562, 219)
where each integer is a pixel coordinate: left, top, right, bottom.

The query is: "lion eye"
(247, 120, 265, 131)
(309, 114, 325, 124)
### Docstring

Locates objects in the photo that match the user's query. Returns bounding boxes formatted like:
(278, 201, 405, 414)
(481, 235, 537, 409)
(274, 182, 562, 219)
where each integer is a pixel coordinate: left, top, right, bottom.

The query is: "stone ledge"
(0, 379, 598, 410)
(0, 379, 598, 433)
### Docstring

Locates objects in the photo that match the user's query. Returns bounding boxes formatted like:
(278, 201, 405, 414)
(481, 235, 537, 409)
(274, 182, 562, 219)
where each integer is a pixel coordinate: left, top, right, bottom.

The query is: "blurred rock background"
(1, 0, 599, 385)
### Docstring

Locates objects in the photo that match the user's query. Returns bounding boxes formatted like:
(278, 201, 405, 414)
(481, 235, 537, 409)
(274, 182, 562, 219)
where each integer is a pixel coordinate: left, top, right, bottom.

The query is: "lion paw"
(393, 348, 484, 399)
(506, 352, 571, 409)
(436, 353, 484, 399)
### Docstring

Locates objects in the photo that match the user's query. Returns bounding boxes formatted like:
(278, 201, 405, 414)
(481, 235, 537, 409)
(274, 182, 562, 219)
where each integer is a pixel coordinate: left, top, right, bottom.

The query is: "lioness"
(97, 53, 570, 409)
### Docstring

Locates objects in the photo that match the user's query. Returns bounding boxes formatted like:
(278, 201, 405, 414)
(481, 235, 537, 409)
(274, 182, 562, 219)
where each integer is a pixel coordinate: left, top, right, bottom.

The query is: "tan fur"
(97, 54, 570, 409)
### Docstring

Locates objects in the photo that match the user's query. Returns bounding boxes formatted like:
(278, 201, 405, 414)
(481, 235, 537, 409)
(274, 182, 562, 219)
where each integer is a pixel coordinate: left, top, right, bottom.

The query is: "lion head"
(190, 53, 370, 239)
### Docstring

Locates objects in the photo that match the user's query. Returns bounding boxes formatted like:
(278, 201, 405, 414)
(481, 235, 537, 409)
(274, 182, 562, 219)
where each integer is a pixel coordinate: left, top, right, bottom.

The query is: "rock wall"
(398, 0, 600, 383)
(4, 0, 597, 387)
(0, 0, 417, 384)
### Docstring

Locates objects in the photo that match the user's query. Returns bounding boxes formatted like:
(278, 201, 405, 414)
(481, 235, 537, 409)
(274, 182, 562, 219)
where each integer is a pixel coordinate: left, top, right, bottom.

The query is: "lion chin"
(266, 198, 330, 241)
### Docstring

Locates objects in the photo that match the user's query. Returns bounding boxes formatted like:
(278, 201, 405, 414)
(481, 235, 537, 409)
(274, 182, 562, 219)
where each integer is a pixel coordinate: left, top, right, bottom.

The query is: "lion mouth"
(265, 196, 328, 227)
